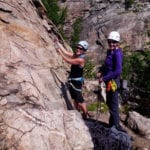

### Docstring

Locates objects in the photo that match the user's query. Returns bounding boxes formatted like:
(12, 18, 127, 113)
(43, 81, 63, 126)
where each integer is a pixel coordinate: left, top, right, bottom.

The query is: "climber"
(55, 40, 91, 119)
(97, 31, 126, 132)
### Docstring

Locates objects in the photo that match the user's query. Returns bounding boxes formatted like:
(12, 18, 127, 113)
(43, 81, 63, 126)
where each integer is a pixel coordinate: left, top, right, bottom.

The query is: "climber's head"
(77, 41, 89, 51)
(107, 31, 120, 50)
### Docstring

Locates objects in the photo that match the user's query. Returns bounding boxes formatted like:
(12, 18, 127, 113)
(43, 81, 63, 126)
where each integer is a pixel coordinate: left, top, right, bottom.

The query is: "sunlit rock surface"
(0, 0, 93, 149)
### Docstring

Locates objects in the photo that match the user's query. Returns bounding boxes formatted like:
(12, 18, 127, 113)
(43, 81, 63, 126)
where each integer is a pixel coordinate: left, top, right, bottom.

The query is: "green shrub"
(42, 0, 67, 26)
(147, 30, 150, 37)
(122, 51, 150, 96)
(59, 6, 67, 25)
(87, 102, 108, 113)
(84, 59, 96, 79)
(120, 104, 130, 114)
(70, 18, 83, 51)
(122, 54, 133, 80)
(146, 41, 150, 46)
(125, 0, 135, 10)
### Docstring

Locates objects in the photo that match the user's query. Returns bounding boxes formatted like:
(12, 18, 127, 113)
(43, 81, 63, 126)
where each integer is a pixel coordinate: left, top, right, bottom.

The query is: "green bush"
(146, 41, 150, 46)
(84, 59, 96, 79)
(125, 0, 135, 9)
(122, 51, 150, 96)
(147, 30, 150, 37)
(70, 18, 83, 51)
(87, 102, 108, 113)
(120, 104, 130, 114)
(42, 0, 67, 26)
(122, 54, 133, 80)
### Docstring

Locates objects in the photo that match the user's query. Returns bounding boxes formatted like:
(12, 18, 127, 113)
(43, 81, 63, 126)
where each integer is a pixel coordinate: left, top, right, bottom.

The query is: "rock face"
(59, 0, 150, 62)
(0, 0, 93, 149)
(59, 0, 90, 39)
(127, 111, 150, 140)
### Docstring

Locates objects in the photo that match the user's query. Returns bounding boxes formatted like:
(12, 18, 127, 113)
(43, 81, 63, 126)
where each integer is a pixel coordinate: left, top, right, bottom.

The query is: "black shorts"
(68, 81, 84, 103)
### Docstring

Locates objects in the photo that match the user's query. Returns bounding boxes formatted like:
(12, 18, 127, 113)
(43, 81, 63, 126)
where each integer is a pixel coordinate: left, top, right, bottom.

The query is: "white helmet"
(108, 31, 120, 42)
(78, 41, 89, 51)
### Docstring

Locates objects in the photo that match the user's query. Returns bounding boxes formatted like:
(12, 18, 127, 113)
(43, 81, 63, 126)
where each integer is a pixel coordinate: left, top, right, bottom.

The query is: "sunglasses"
(107, 39, 118, 44)
(76, 46, 84, 50)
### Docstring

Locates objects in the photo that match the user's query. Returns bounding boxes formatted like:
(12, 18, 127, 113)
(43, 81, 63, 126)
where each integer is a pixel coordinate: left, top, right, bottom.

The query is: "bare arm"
(57, 48, 84, 66)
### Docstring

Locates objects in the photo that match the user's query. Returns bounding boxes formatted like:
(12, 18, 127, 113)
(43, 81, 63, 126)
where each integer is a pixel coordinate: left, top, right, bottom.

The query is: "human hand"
(56, 47, 62, 54)
(97, 72, 101, 78)
(99, 77, 103, 83)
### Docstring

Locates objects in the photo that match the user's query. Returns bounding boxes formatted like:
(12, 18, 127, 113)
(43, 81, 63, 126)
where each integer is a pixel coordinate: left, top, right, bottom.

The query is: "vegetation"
(42, 0, 67, 26)
(70, 18, 83, 51)
(87, 102, 108, 113)
(41, 0, 149, 101)
(147, 30, 150, 37)
(122, 50, 150, 98)
(84, 59, 96, 79)
(41, 0, 84, 45)
(41, 0, 67, 39)
(122, 53, 133, 80)
(146, 41, 150, 46)
(125, 0, 135, 10)
(120, 104, 130, 114)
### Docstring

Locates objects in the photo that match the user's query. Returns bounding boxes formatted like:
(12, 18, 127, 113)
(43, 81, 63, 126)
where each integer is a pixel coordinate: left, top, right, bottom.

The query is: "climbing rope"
(95, 82, 106, 120)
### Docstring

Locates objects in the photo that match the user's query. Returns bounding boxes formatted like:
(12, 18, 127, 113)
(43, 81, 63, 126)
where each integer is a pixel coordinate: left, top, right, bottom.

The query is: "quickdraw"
(106, 79, 117, 92)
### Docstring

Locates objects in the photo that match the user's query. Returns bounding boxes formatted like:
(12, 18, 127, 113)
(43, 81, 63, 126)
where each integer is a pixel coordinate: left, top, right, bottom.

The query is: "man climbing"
(55, 40, 91, 119)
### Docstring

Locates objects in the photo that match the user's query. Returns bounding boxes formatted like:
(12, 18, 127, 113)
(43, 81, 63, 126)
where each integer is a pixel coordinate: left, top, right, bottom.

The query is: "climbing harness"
(67, 77, 84, 92)
(67, 82, 82, 92)
(68, 77, 84, 83)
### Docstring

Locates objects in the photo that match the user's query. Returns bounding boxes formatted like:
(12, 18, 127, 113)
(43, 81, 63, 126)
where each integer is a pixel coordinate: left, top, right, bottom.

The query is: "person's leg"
(107, 91, 126, 132)
(111, 91, 119, 126)
(68, 82, 85, 111)
(106, 91, 119, 127)
(73, 101, 80, 111)
(69, 82, 91, 118)
(68, 85, 78, 110)
(78, 102, 93, 119)
(74, 85, 91, 118)
(78, 102, 87, 114)
(75, 92, 89, 117)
